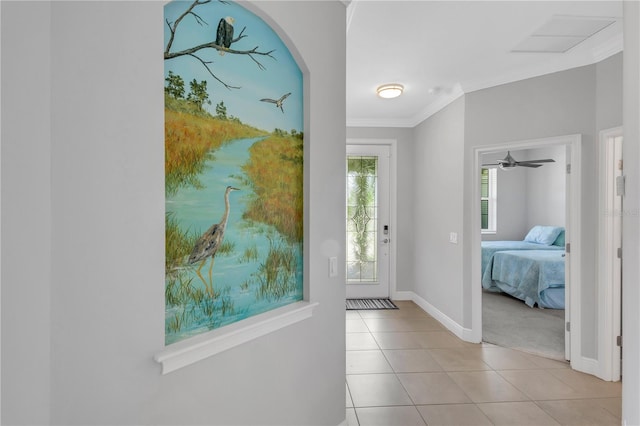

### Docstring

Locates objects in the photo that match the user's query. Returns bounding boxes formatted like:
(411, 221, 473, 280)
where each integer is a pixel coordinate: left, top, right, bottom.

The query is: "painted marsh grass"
(255, 235, 299, 301)
(166, 212, 200, 273)
(165, 98, 265, 197)
(242, 135, 303, 242)
(240, 244, 259, 263)
(165, 271, 238, 336)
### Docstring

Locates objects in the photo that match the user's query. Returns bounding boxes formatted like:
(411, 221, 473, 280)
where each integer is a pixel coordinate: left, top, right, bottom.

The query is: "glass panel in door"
(346, 145, 390, 299)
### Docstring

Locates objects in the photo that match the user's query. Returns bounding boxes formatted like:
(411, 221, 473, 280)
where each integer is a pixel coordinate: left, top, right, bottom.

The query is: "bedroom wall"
(346, 126, 415, 294)
(2, 1, 347, 425)
(479, 155, 528, 241)
(523, 145, 567, 231)
(412, 97, 466, 325)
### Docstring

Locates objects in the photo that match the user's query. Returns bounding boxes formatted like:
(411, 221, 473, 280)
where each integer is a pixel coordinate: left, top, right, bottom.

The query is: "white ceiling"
(346, 1, 623, 128)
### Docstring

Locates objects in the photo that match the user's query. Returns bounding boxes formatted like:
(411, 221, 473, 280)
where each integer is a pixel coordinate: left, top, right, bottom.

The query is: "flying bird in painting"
(216, 16, 235, 55)
(260, 92, 291, 113)
(188, 186, 240, 295)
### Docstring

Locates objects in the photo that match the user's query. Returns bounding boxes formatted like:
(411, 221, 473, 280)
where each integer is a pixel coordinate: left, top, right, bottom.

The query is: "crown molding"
(347, 36, 623, 129)
(461, 57, 590, 96)
(346, 0, 358, 33)
(347, 117, 417, 128)
(462, 36, 623, 96)
(592, 32, 623, 62)
(407, 83, 465, 127)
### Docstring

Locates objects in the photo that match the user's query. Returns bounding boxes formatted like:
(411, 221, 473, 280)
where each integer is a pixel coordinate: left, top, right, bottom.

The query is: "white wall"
(597, 52, 623, 132)
(494, 166, 529, 240)
(622, 2, 640, 424)
(1, 2, 52, 424)
(2, 1, 347, 425)
(412, 97, 466, 325)
(346, 127, 415, 293)
(523, 145, 567, 230)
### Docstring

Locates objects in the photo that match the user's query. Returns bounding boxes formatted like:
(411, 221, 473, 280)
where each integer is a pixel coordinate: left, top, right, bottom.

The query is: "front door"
(346, 145, 391, 299)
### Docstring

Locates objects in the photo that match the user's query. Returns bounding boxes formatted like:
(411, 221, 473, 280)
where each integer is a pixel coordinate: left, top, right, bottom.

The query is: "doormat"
(346, 298, 398, 310)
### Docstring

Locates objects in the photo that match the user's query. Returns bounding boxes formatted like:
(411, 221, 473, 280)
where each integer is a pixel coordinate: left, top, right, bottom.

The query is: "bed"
(481, 226, 566, 309)
(482, 249, 566, 309)
(481, 240, 564, 274)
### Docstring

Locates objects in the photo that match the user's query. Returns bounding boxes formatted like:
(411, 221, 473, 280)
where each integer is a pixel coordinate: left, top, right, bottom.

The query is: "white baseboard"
(392, 291, 474, 343)
(392, 293, 606, 380)
(572, 356, 600, 378)
(392, 291, 414, 301)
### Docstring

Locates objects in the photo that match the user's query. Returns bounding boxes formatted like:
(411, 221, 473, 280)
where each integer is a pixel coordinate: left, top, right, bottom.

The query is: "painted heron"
(188, 185, 240, 295)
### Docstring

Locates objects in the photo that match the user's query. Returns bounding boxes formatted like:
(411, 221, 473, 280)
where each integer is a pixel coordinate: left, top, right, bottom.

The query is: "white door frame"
(598, 126, 623, 381)
(471, 134, 582, 367)
(346, 138, 397, 299)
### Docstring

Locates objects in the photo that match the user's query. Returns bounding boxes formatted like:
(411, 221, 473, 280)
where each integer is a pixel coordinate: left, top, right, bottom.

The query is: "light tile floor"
(346, 301, 622, 426)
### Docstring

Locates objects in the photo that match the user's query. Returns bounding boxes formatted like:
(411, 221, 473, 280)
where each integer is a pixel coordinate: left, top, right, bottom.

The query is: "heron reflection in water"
(188, 185, 240, 296)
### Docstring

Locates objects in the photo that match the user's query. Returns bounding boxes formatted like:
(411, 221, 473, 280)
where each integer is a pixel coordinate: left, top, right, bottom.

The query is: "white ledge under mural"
(155, 301, 318, 374)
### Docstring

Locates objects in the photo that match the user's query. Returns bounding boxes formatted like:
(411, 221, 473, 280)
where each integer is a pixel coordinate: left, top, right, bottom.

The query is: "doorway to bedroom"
(480, 144, 568, 361)
(472, 134, 582, 366)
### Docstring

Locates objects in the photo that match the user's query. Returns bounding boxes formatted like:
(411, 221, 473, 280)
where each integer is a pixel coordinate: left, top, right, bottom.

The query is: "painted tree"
(187, 79, 212, 110)
(215, 100, 228, 119)
(164, 0, 275, 89)
(165, 70, 186, 99)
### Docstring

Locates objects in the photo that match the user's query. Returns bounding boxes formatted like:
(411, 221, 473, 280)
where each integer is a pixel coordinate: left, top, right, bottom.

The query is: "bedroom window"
(481, 168, 497, 233)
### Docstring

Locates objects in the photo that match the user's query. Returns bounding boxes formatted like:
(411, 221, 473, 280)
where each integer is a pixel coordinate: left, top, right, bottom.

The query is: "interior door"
(605, 132, 623, 379)
(346, 145, 390, 299)
(596, 128, 623, 379)
(612, 134, 623, 380)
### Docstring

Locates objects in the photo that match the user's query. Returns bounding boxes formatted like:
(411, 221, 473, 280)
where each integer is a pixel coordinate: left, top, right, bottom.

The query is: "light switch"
(449, 232, 458, 244)
(329, 257, 338, 277)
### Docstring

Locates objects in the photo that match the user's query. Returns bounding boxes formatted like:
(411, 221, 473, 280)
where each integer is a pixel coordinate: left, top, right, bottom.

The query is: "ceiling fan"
(483, 151, 555, 170)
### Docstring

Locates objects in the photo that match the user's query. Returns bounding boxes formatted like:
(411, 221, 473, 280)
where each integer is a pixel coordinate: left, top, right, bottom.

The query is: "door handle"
(381, 238, 389, 244)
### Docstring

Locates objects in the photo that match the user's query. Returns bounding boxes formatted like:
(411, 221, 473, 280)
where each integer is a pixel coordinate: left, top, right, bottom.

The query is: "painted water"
(165, 137, 303, 345)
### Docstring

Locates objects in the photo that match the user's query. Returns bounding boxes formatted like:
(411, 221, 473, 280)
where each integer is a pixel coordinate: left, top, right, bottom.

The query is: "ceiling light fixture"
(377, 84, 404, 99)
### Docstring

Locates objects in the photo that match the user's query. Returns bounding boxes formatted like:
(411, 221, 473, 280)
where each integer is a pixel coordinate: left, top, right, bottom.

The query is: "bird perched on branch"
(260, 92, 291, 113)
(216, 16, 235, 55)
(188, 186, 240, 295)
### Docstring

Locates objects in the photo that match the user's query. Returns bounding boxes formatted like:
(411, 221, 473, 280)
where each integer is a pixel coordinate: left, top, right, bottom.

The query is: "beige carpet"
(482, 290, 566, 360)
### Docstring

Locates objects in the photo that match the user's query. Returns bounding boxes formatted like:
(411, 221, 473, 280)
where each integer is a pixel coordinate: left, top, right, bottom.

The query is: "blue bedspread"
(481, 241, 564, 273)
(482, 250, 565, 309)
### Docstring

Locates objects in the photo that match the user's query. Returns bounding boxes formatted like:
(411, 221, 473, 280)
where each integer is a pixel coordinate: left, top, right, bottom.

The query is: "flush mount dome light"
(376, 84, 404, 99)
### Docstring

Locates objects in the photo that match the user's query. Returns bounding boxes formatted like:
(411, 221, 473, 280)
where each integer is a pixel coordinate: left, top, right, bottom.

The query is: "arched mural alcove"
(163, 0, 305, 346)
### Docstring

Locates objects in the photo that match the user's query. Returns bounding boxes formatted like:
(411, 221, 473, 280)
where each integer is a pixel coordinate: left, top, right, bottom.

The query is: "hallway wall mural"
(164, 0, 304, 345)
